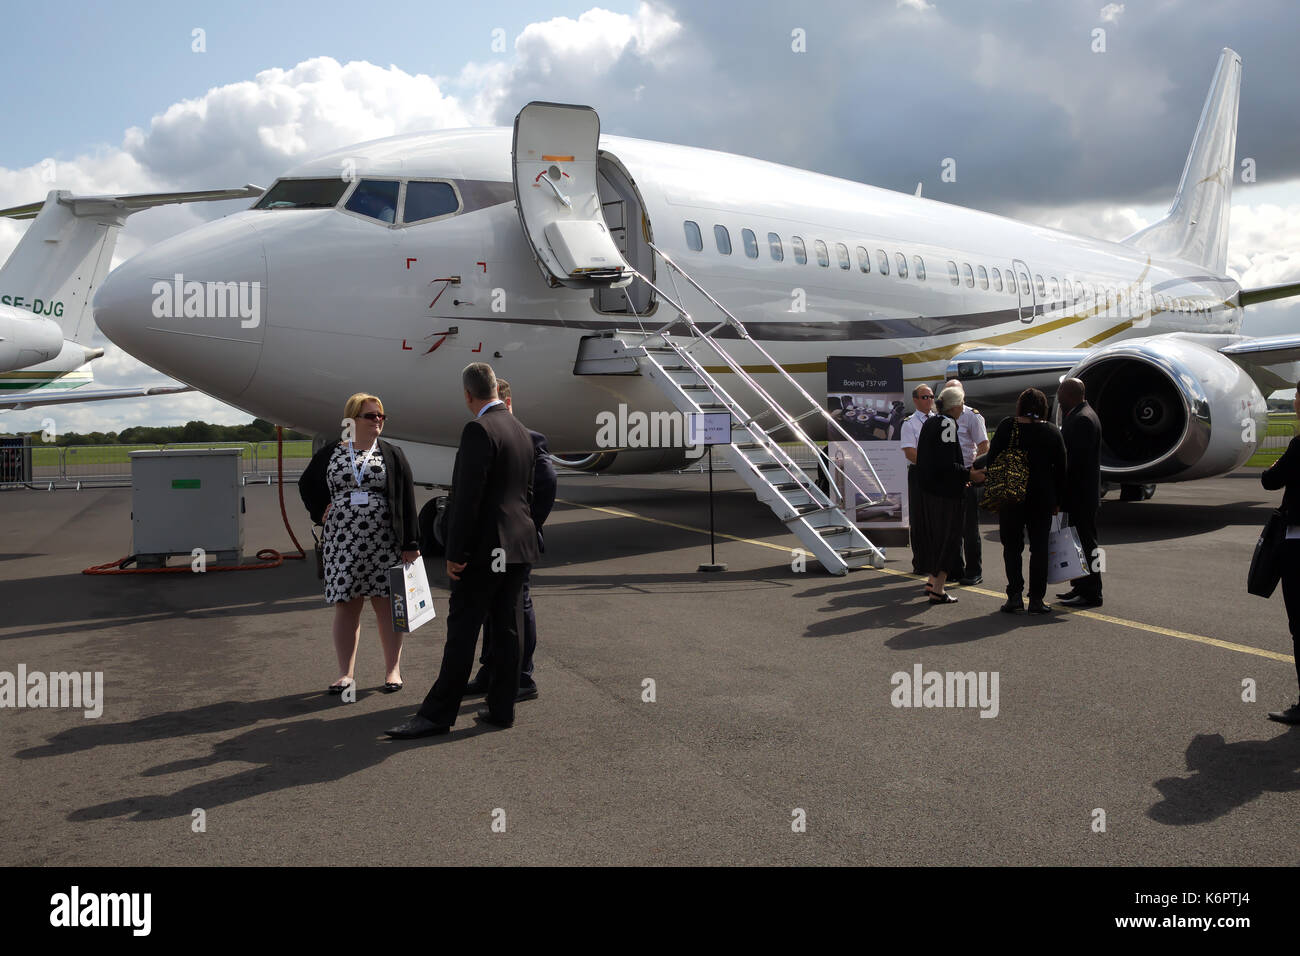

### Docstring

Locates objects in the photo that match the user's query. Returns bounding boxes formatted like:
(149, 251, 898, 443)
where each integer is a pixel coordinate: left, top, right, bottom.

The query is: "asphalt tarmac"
(1, 470, 1296, 865)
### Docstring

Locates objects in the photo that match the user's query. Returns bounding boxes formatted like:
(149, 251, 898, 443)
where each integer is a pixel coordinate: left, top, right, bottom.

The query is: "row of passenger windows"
(684, 221, 927, 280)
(682, 219, 1214, 316)
(255, 177, 461, 226)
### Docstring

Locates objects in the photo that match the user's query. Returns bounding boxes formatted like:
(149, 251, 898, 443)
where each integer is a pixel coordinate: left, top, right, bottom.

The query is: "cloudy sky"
(2, 0, 1299, 434)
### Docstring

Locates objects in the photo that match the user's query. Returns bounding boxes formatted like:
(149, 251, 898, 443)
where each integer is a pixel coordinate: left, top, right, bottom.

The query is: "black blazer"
(298, 438, 419, 551)
(1262, 434, 1300, 523)
(529, 428, 558, 552)
(1061, 401, 1102, 513)
(916, 414, 970, 499)
(986, 417, 1067, 513)
(445, 404, 540, 568)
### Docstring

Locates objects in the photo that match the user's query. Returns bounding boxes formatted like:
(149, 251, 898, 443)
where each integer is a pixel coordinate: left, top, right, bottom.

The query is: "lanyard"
(347, 440, 377, 488)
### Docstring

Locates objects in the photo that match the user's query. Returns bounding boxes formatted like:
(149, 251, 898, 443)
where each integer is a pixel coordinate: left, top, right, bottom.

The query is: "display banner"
(826, 356, 907, 529)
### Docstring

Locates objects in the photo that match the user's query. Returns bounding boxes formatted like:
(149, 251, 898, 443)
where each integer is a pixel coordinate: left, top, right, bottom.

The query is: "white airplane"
(0, 185, 262, 410)
(90, 48, 1300, 569)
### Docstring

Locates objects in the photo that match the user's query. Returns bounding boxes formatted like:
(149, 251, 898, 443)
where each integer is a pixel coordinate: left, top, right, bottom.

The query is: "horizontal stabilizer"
(0, 383, 192, 411)
(1239, 280, 1300, 308)
(0, 185, 264, 221)
(1219, 334, 1300, 365)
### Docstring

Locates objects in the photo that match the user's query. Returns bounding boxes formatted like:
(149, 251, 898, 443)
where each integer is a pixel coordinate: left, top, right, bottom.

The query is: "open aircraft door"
(512, 102, 630, 288)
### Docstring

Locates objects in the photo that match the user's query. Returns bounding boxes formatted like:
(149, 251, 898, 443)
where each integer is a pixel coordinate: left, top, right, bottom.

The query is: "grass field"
(32, 441, 314, 468)
(1245, 413, 1296, 468)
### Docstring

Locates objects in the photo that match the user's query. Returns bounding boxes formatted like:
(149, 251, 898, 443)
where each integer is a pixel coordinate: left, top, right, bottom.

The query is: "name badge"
(350, 491, 370, 506)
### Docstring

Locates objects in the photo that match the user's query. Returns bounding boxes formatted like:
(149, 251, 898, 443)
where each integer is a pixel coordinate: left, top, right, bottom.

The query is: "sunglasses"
(360, 412, 386, 422)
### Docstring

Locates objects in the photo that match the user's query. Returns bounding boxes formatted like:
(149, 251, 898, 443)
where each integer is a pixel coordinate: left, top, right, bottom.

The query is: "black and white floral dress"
(322, 442, 399, 603)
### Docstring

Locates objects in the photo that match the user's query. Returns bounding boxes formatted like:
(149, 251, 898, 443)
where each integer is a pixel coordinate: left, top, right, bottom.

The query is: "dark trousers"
(1281, 541, 1300, 693)
(419, 563, 529, 726)
(1067, 504, 1102, 598)
(949, 483, 982, 578)
(999, 505, 1052, 603)
(907, 465, 921, 572)
(478, 573, 537, 686)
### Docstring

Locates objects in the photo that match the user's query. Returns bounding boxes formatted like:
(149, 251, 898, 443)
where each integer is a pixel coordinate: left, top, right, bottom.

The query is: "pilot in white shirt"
(901, 384, 935, 574)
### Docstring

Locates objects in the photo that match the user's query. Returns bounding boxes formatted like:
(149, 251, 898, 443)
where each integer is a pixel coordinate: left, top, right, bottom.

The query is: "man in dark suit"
(386, 363, 540, 737)
(467, 378, 556, 701)
(1057, 377, 1103, 608)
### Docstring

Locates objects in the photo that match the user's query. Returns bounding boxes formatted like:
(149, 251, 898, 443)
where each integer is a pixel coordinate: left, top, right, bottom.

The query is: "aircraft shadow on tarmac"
(0, 561, 325, 640)
(1095, 499, 1275, 545)
(1148, 726, 1300, 825)
(13, 692, 495, 822)
(796, 575, 1063, 645)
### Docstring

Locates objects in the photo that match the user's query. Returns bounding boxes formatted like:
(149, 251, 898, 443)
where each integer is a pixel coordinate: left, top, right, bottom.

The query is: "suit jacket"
(298, 438, 419, 551)
(529, 428, 558, 552)
(1262, 434, 1300, 523)
(1061, 401, 1102, 514)
(916, 414, 970, 498)
(445, 404, 540, 568)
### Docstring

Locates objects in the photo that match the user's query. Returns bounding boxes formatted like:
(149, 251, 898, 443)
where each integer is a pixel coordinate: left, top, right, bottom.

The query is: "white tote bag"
(1046, 513, 1088, 584)
(388, 558, 437, 633)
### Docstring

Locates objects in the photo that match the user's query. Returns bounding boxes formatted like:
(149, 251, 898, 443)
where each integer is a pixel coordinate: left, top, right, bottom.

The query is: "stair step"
(815, 524, 855, 538)
(681, 383, 710, 390)
(773, 481, 810, 492)
(836, 547, 875, 560)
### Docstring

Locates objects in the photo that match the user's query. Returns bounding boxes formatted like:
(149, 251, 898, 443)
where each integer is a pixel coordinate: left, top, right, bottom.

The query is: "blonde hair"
(343, 392, 384, 422)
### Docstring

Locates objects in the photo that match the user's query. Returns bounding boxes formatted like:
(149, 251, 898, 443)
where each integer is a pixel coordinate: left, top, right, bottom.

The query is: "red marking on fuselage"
(405, 258, 417, 269)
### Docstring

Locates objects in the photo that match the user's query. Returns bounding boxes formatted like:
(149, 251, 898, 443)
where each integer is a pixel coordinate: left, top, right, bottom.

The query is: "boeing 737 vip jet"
(0, 185, 262, 410)
(90, 49, 1300, 571)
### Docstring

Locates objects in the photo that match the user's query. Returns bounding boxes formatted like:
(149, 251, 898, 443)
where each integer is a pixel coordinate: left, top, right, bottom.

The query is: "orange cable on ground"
(83, 425, 310, 575)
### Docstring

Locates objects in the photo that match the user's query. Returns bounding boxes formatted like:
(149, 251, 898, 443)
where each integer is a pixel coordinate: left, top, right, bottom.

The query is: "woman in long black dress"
(1260, 383, 1300, 723)
(915, 385, 984, 603)
(986, 387, 1066, 615)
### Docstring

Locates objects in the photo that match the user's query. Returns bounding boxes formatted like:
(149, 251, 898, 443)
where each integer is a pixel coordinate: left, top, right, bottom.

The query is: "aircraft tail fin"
(1122, 48, 1241, 274)
(0, 185, 262, 346)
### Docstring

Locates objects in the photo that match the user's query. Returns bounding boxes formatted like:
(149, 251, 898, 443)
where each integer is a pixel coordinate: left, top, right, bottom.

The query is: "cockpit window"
(345, 179, 399, 224)
(255, 178, 350, 210)
(404, 181, 460, 223)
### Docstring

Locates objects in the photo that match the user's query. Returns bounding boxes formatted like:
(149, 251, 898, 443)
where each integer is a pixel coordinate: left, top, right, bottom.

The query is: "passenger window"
(991, 267, 1003, 292)
(815, 240, 830, 267)
(742, 228, 759, 259)
(876, 249, 889, 275)
(1075, 282, 1085, 302)
(948, 260, 960, 286)
(714, 225, 732, 255)
(684, 220, 703, 251)
(1050, 277, 1060, 301)
(858, 246, 871, 273)
(793, 236, 807, 265)
(977, 265, 989, 290)
(895, 252, 907, 278)
(837, 243, 851, 270)
(961, 263, 974, 288)
(345, 179, 400, 223)
(1019, 272, 1030, 296)
(1034, 274, 1046, 298)
(912, 255, 925, 280)
(768, 232, 784, 261)
(403, 181, 459, 223)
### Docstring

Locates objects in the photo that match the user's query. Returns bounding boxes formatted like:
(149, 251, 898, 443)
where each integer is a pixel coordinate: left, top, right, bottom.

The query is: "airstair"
(512, 101, 888, 574)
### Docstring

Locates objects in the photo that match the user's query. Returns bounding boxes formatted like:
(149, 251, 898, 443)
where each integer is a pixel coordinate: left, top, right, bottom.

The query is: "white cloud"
(898, 0, 935, 11)
(1100, 3, 1125, 23)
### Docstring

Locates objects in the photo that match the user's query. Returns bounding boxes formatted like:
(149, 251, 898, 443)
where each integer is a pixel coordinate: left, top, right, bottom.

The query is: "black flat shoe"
(383, 682, 403, 693)
(385, 715, 449, 738)
(475, 707, 513, 728)
(327, 679, 354, 695)
(928, 592, 958, 604)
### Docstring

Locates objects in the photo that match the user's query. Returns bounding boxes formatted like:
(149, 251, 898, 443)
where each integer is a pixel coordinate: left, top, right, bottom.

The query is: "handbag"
(312, 526, 325, 580)
(1247, 508, 1287, 598)
(981, 421, 1029, 512)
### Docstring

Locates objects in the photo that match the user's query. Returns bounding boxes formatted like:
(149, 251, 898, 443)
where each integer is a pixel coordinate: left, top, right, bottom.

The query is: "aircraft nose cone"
(95, 215, 268, 398)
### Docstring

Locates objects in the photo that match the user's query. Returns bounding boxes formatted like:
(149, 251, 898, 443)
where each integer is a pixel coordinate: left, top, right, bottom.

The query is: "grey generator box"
(130, 448, 244, 567)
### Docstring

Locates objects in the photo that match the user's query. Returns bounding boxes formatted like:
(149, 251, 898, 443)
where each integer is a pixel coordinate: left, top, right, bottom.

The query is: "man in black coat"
(1057, 377, 1103, 608)
(468, 378, 557, 701)
(386, 363, 539, 737)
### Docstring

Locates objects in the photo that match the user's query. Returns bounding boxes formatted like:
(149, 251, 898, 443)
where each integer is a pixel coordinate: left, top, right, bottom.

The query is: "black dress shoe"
(516, 683, 539, 702)
(1058, 595, 1102, 609)
(1027, 601, 1053, 614)
(1055, 589, 1078, 601)
(465, 677, 489, 695)
(958, 574, 983, 586)
(475, 707, 513, 728)
(385, 715, 450, 738)
(1000, 597, 1024, 614)
(1267, 702, 1300, 724)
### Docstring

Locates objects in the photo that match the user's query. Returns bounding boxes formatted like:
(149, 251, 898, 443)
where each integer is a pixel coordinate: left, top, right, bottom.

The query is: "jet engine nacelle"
(1069, 336, 1267, 483)
(0, 307, 62, 372)
(551, 447, 694, 474)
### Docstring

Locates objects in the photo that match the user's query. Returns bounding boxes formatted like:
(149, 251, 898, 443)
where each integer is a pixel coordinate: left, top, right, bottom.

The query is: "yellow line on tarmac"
(556, 497, 1296, 666)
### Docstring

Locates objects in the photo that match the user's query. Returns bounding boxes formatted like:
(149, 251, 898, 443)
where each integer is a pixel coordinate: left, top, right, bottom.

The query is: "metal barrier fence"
(7, 440, 311, 487)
